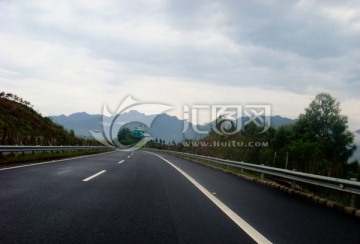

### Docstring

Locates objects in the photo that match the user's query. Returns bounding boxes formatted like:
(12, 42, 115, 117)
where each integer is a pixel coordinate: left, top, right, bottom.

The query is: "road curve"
(0, 150, 359, 243)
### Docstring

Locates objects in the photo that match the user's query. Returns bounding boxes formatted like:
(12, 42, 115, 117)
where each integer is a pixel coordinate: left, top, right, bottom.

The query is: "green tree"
(117, 128, 139, 146)
(292, 93, 356, 177)
(272, 125, 293, 151)
(5, 93, 13, 99)
(242, 122, 263, 136)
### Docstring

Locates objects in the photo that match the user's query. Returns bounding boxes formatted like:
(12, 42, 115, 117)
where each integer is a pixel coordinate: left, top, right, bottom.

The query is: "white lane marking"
(0, 151, 116, 171)
(147, 152, 272, 244)
(118, 160, 125, 164)
(127, 156, 131, 158)
(82, 170, 106, 182)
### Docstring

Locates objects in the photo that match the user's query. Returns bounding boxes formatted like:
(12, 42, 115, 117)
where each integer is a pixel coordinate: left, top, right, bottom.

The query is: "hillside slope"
(0, 96, 90, 145)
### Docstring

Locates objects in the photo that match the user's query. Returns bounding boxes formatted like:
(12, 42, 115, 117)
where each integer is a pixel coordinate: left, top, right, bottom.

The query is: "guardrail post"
(350, 178, 358, 208)
(351, 194, 357, 208)
(291, 181, 295, 190)
(291, 169, 297, 190)
(260, 164, 265, 180)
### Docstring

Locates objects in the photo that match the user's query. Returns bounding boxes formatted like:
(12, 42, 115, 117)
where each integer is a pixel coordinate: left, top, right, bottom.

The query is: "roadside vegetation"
(145, 94, 359, 208)
(0, 92, 107, 165)
(147, 93, 359, 180)
(117, 127, 141, 146)
(0, 91, 100, 146)
(0, 149, 111, 166)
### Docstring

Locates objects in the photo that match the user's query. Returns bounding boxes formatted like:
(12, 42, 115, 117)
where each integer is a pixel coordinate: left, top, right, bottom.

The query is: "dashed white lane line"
(118, 160, 125, 164)
(82, 170, 106, 182)
(147, 152, 272, 244)
(127, 156, 131, 158)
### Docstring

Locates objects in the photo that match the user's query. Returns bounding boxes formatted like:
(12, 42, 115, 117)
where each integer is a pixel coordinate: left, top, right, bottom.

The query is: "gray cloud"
(0, 0, 359, 127)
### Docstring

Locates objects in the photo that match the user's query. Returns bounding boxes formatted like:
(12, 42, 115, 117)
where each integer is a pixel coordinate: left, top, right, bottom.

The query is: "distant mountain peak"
(70, 112, 88, 115)
(125, 110, 145, 116)
(66, 112, 101, 121)
(52, 110, 297, 142)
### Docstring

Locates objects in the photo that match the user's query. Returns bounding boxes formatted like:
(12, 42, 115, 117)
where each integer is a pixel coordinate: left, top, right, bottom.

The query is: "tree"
(117, 128, 139, 146)
(292, 93, 356, 177)
(5, 93, 13, 99)
(272, 125, 293, 151)
(242, 122, 262, 136)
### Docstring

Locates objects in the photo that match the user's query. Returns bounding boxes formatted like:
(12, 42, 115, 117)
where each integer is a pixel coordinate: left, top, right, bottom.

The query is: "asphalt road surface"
(0, 150, 359, 243)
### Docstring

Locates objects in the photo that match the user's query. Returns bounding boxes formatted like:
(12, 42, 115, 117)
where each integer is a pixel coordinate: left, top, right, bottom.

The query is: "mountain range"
(51, 110, 295, 143)
(51, 111, 360, 161)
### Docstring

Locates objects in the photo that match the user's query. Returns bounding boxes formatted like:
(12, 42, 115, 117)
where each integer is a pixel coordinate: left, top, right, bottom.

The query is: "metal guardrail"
(147, 149, 360, 196)
(0, 145, 112, 152)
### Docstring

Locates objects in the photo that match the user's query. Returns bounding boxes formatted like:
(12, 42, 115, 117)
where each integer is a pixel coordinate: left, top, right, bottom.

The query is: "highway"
(0, 150, 359, 243)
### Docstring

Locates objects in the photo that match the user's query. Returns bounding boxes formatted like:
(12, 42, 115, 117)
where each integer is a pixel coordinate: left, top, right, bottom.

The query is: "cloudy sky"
(1, 0, 359, 130)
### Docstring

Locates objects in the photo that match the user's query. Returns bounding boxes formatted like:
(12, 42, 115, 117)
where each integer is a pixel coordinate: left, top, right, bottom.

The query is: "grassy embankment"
(0, 94, 109, 165)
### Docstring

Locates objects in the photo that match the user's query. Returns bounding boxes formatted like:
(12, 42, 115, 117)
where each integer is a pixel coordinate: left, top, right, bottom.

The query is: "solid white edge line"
(0, 151, 116, 171)
(82, 170, 106, 182)
(147, 152, 272, 244)
(118, 160, 125, 164)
